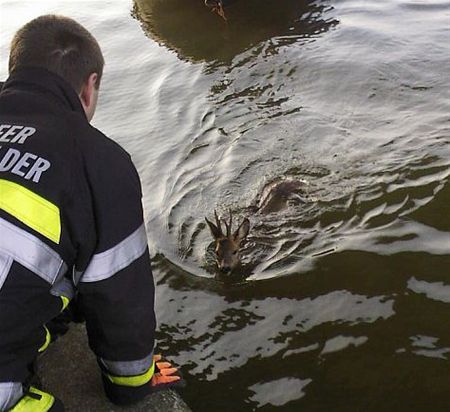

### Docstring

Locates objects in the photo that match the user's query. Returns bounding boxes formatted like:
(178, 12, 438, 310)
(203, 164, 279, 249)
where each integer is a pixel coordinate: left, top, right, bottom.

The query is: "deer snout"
(217, 248, 239, 273)
(220, 263, 233, 273)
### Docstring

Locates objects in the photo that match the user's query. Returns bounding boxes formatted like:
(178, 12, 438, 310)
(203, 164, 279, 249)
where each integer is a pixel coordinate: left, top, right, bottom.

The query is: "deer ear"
(234, 218, 250, 243)
(205, 217, 222, 239)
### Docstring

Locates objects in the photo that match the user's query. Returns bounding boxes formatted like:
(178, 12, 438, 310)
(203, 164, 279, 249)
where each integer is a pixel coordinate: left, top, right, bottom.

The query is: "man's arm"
(78, 247, 157, 404)
(75, 136, 157, 405)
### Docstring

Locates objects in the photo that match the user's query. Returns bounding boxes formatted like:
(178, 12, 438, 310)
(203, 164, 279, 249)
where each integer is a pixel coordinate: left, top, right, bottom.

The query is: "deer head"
(205, 210, 250, 273)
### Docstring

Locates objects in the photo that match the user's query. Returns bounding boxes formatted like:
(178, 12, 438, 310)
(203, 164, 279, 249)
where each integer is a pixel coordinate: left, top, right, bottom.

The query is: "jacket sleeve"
(75, 134, 156, 405)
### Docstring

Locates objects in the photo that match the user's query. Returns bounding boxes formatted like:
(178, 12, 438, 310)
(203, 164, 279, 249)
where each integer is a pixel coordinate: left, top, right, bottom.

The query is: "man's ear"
(79, 72, 98, 121)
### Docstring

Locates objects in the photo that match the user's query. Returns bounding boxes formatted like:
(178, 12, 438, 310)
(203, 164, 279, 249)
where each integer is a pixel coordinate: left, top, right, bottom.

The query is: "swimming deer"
(205, 210, 250, 273)
(206, 179, 305, 272)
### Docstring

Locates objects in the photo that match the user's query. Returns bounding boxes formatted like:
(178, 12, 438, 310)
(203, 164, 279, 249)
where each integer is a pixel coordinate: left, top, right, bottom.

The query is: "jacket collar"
(2, 66, 86, 119)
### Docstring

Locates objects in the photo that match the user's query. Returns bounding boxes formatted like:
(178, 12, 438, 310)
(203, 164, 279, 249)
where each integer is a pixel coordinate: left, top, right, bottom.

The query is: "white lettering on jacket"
(0, 147, 51, 183)
(0, 124, 36, 144)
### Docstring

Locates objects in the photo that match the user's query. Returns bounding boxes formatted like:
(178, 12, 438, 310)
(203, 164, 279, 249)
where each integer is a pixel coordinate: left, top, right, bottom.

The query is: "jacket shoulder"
(74, 121, 132, 163)
(73, 120, 141, 193)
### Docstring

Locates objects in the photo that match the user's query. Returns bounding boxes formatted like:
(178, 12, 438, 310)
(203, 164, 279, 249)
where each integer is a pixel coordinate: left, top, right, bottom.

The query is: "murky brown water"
(1, 0, 449, 410)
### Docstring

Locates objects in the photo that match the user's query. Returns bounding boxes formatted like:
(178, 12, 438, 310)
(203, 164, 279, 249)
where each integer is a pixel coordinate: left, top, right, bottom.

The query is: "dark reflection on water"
(132, 0, 338, 63)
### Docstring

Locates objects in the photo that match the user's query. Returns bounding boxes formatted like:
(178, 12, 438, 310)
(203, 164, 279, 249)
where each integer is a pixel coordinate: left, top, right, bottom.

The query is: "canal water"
(1, 0, 449, 410)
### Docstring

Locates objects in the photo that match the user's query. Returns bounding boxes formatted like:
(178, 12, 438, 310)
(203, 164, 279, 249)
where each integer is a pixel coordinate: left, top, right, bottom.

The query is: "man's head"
(9, 15, 104, 121)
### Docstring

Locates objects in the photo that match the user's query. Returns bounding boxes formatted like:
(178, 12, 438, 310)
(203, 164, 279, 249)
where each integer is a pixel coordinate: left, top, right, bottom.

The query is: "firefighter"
(0, 15, 182, 411)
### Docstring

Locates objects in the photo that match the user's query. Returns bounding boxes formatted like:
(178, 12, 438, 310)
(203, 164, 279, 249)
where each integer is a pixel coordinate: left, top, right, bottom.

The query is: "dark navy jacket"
(0, 67, 156, 404)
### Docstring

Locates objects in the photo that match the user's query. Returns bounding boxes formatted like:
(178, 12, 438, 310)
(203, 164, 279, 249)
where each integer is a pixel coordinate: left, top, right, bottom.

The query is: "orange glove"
(150, 354, 184, 390)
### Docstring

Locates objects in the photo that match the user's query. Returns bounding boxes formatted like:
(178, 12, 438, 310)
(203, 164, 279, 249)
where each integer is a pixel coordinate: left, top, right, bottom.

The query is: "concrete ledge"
(37, 323, 191, 412)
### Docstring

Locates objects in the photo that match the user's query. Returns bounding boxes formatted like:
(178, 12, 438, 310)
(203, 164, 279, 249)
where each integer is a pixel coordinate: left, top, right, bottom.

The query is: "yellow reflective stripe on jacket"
(38, 326, 51, 353)
(60, 296, 70, 311)
(0, 179, 61, 244)
(106, 361, 155, 387)
(10, 387, 55, 412)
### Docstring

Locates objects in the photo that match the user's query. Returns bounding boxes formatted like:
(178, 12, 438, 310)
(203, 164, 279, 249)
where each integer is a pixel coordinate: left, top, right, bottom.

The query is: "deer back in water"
(254, 179, 305, 214)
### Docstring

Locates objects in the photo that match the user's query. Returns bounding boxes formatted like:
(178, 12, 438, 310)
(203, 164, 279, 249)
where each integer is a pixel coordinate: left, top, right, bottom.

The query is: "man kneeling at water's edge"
(0, 15, 183, 411)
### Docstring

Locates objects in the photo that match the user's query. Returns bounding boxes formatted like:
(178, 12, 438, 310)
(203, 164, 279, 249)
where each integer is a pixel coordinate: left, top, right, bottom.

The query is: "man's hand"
(150, 354, 184, 390)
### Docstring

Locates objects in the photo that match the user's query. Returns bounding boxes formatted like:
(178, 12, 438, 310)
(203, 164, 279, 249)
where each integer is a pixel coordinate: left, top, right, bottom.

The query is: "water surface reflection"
(132, 0, 338, 63)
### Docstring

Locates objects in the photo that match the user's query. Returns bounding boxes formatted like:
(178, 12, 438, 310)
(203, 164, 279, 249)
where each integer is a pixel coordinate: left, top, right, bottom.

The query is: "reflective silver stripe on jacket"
(0, 250, 13, 290)
(80, 224, 148, 283)
(0, 382, 23, 411)
(0, 217, 67, 285)
(99, 351, 154, 376)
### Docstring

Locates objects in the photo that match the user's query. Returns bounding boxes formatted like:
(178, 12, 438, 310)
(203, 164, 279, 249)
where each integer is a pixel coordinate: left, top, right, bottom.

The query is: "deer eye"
(232, 250, 238, 255)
